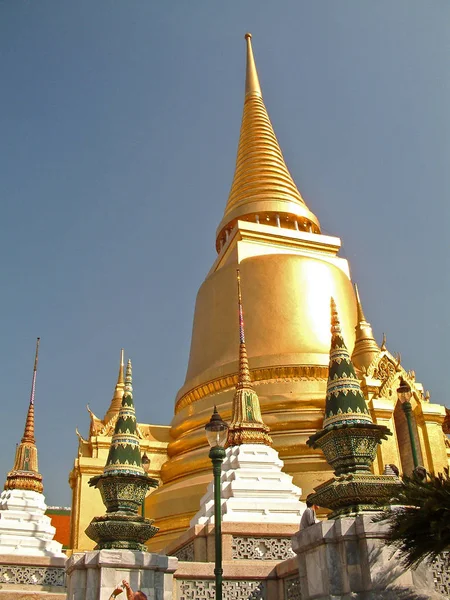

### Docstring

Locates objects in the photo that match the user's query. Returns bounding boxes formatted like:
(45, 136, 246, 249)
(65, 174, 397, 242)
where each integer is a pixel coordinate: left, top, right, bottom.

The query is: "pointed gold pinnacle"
(103, 348, 126, 424)
(244, 33, 262, 97)
(351, 285, 380, 372)
(216, 33, 320, 250)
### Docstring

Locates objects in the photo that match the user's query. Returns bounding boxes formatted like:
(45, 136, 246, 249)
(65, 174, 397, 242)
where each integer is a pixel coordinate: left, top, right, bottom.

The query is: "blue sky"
(1, 2, 449, 506)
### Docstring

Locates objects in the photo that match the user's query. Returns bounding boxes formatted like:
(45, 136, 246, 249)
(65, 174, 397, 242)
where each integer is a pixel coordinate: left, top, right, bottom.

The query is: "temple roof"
(216, 34, 320, 250)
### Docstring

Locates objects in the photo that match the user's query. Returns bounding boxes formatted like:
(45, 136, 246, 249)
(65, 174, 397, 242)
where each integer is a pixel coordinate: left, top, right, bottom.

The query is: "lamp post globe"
(205, 407, 228, 600)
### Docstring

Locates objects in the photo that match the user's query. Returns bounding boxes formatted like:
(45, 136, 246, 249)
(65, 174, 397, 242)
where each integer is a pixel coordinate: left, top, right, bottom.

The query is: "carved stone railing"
(232, 536, 295, 561)
(0, 555, 67, 596)
(178, 579, 266, 600)
(283, 574, 301, 600)
(432, 551, 450, 597)
(0, 563, 65, 587)
(172, 541, 195, 562)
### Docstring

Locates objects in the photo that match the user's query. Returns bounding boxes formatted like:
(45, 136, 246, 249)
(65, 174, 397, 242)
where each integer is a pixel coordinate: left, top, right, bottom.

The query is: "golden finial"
(330, 297, 342, 335)
(354, 283, 367, 324)
(244, 32, 261, 98)
(215, 34, 320, 250)
(236, 269, 251, 388)
(22, 337, 40, 444)
(103, 349, 127, 424)
(227, 270, 272, 447)
(4, 338, 43, 493)
(381, 333, 387, 351)
(118, 348, 124, 385)
(352, 285, 379, 373)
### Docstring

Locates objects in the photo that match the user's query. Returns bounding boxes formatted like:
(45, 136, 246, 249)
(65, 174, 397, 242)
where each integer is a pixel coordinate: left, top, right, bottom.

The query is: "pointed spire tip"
(245, 31, 262, 97)
(117, 348, 125, 385)
(330, 297, 342, 335)
(354, 283, 368, 324)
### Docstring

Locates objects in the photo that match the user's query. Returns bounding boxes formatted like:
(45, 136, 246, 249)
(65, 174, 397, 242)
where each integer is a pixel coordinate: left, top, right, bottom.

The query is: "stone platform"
(66, 549, 177, 600)
(292, 514, 442, 600)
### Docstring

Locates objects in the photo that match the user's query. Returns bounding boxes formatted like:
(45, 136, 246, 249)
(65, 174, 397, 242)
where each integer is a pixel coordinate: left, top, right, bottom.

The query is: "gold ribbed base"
(4, 471, 43, 494)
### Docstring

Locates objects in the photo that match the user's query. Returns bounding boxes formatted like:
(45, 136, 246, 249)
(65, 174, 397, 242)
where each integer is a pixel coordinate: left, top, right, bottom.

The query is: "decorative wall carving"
(432, 552, 450, 597)
(172, 541, 195, 562)
(372, 355, 396, 383)
(284, 575, 301, 600)
(0, 564, 66, 587)
(179, 579, 266, 599)
(232, 536, 295, 560)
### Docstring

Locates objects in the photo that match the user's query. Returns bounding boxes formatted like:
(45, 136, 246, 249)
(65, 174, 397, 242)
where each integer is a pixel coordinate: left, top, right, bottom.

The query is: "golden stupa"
(69, 34, 450, 552)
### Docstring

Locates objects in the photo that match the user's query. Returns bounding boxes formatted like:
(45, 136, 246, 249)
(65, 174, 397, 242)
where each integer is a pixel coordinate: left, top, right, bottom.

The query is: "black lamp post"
(205, 407, 228, 600)
(397, 377, 419, 469)
(141, 452, 151, 518)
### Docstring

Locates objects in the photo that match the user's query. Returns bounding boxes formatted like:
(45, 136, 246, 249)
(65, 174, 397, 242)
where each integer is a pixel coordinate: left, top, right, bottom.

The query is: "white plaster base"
(191, 444, 305, 525)
(0, 489, 64, 557)
(292, 514, 440, 600)
(66, 550, 178, 600)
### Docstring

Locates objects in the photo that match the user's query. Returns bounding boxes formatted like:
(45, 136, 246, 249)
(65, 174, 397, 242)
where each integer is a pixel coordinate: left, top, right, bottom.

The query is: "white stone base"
(66, 550, 178, 600)
(191, 444, 305, 525)
(0, 489, 64, 557)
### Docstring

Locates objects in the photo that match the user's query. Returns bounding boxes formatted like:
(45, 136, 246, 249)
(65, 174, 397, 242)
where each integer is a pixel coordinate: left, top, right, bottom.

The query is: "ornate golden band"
(175, 365, 328, 413)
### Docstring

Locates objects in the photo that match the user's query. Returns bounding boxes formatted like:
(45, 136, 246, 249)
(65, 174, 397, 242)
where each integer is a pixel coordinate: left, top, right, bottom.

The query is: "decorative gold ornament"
(227, 271, 272, 447)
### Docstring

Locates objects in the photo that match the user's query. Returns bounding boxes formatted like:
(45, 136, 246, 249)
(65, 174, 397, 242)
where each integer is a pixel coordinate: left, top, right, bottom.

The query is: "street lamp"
(205, 406, 228, 600)
(397, 377, 419, 469)
(141, 452, 151, 518)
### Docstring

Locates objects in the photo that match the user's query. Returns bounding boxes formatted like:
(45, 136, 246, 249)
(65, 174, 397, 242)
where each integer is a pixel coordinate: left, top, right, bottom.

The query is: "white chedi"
(0, 489, 64, 557)
(191, 443, 306, 525)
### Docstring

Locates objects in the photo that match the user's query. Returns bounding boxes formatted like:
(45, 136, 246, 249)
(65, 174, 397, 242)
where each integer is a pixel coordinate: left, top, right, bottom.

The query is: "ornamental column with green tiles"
(306, 298, 401, 518)
(86, 359, 159, 550)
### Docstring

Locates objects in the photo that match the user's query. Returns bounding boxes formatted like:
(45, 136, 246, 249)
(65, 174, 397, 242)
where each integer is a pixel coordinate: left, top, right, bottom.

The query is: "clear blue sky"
(1, 2, 449, 506)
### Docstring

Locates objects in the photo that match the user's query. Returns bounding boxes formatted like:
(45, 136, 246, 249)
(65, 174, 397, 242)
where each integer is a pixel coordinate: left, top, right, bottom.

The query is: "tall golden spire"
(103, 349, 125, 424)
(4, 338, 43, 493)
(351, 284, 380, 373)
(227, 270, 272, 447)
(216, 33, 320, 250)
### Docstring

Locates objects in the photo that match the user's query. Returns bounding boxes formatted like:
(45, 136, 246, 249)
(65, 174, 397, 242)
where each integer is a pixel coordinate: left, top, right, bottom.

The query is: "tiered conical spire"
(227, 270, 272, 447)
(5, 338, 43, 493)
(306, 299, 395, 513)
(216, 33, 320, 249)
(322, 298, 372, 429)
(351, 284, 380, 372)
(103, 348, 125, 424)
(103, 359, 145, 476)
